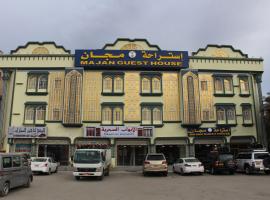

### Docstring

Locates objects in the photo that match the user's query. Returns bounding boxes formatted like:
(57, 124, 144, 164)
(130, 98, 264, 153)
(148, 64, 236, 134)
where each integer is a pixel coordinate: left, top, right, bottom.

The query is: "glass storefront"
(117, 145, 148, 166)
(38, 144, 69, 165)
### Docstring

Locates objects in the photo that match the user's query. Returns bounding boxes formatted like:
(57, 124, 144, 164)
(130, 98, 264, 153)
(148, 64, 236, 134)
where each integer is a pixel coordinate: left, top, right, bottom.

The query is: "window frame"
(213, 75, 234, 97)
(238, 75, 250, 97)
(24, 102, 47, 125)
(215, 104, 237, 126)
(26, 72, 49, 95)
(140, 103, 163, 127)
(101, 103, 124, 125)
(241, 104, 253, 126)
(102, 73, 124, 96)
(140, 73, 162, 96)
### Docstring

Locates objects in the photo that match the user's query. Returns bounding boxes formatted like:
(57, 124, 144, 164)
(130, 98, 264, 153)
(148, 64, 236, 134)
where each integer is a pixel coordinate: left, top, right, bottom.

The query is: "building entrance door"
(117, 145, 148, 166)
(156, 145, 182, 165)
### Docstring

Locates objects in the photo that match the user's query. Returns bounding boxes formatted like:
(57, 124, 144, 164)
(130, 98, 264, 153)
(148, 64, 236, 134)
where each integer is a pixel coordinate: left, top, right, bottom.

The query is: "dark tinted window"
(146, 154, 165, 160)
(254, 153, 270, 159)
(218, 154, 233, 161)
(12, 156, 21, 167)
(3, 157, 12, 168)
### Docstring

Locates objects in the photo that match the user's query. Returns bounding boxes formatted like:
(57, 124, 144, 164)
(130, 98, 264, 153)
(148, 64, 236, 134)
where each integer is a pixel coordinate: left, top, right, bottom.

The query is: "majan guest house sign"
(75, 50, 189, 69)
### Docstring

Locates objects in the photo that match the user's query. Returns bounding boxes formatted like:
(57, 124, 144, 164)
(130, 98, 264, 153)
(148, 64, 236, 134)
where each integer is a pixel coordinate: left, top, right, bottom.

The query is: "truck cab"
(72, 149, 111, 180)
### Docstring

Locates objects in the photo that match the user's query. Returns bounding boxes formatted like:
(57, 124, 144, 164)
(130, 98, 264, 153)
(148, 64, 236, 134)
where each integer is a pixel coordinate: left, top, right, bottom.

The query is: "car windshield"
(254, 153, 270, 159)
(74, 150, 101, 164)
(184, 158, 199, 162)
(147, 154, 165, 160)
(218, 154, 233, 161)
(32, 158, 47, 162)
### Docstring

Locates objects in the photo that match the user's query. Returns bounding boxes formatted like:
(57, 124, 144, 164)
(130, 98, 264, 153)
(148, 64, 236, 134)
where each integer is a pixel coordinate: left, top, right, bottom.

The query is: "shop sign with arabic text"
(187, 127, 231, 137)
(84, 126, 153, 138)
(8, 127, 47, 138)
(75, 50, 189, 68)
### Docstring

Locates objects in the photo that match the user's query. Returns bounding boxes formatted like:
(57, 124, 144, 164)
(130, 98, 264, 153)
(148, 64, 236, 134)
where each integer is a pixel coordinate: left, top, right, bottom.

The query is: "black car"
(203, 151, 236, 175)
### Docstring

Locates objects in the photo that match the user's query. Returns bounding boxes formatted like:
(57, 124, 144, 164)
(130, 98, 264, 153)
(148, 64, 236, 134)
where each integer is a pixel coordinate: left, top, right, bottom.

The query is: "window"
(214, 76, 234, 96)
(101, 104, 123, 125)
(140, 73, 162, 95)
(239, 76, 250, 95)
(202, 110, 210, 121)
(242, 104, 253, 125)
(216, 105, 236, 125)
(12, 156, 21, 167)
(141, 104, 163, 126)
(201, 81, 208, 91)
(27, 73, 48, 94)
(102, 73, 124, 95)
(2, 157, 12, 168)
(24, 103, 46, 124)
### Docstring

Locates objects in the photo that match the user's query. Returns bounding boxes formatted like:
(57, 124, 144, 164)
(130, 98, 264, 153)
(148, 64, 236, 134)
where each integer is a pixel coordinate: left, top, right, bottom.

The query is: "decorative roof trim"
(10, 41, 71, 54)
(192, 44, 248, 58)
(102, 38, 161, 50)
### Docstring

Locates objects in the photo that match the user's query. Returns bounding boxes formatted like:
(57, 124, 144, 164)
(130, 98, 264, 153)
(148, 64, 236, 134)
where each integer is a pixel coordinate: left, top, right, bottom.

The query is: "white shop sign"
(8, 126, 47, 138)
(84, 126, 153, 138)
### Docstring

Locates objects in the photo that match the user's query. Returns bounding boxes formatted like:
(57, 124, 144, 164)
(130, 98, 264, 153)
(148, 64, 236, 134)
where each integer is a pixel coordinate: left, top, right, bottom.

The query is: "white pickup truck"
(72, 149, 111, 180)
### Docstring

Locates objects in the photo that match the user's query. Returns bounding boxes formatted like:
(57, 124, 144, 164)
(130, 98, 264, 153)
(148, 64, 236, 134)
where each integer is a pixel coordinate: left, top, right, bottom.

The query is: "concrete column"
(0, 70, 12, 150)
(188, 144, 195, 157)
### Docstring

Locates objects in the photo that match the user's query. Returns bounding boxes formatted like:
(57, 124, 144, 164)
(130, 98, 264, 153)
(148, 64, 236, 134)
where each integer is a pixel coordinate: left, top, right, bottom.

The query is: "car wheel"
(0, 182, 9, 197)
(143, 172, 147, 176)
(25, 176, 31, 188)
(245, 166, 251, 175)
(163, 172, 168, 177)
(264, 170, 270, 175)
(75, 176, 80, 180)
(229, 170, 235, 175)
(105, 168, 110, 176)
(180, 168, 184, 176)
(211, 168, 216, 175)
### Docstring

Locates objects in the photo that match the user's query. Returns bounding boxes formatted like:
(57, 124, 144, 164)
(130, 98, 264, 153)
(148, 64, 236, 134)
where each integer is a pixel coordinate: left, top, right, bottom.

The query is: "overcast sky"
(0, 0, 269, 95)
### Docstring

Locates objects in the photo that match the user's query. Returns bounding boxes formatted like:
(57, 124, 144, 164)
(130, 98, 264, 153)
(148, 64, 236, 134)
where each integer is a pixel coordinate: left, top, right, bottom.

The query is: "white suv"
(235, 149, 270, 174)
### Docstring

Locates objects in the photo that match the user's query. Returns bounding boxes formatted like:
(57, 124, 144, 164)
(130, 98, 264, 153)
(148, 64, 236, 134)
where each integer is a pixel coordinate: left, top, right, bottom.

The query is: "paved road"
(5, 171, 270, 200)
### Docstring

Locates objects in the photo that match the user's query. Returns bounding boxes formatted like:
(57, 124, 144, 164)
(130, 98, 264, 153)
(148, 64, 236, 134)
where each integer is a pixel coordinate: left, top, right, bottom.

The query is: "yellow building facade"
(0, 39, 266, 166)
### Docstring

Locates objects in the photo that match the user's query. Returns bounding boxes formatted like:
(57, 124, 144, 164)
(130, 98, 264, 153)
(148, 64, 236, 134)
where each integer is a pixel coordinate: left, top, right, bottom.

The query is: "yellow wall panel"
(83, 72, 101, 121)
(163, 73, 180, 121)
(124, 72, 140, 121)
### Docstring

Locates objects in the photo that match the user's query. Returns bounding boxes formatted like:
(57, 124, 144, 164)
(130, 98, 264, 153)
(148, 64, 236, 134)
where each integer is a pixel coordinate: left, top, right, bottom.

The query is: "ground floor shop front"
(8, 135, 257, 166)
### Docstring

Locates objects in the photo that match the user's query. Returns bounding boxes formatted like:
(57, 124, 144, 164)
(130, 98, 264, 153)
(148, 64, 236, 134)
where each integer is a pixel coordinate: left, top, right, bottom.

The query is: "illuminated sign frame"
(187, 127, 231, 137)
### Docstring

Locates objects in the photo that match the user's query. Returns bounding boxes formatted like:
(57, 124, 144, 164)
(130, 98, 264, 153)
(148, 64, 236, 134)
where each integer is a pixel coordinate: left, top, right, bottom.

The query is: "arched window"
(217, 108, 226, 122)
(38, 75, 48, 90)
(25, 106, 35, 122)
(142, 107, 151, 124)
(224, 78, 233, 93)
(142, 77, 151, 93)
(113, 107, 123, 125)
(227, 107, 235, 123)
(36, 106, 46, 122)
(103, 76, 113, 93)
(27, 75, 37, 90)
(102, 107, 112, 124)
(152, 77, 161, 93)
(153, 107, 162, 124)
(215, 78, 223, 93)
(114, 76, 123, 93)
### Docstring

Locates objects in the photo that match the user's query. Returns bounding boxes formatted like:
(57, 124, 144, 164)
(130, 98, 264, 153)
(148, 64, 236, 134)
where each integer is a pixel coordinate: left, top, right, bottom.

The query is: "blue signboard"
(75, 50, 189, 68)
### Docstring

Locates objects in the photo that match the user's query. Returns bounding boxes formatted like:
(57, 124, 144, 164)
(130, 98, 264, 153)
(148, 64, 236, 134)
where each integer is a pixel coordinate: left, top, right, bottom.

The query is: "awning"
(193, 137, 226, 145)
(230, 136, 256, 144)
(155, 137, 189, 145)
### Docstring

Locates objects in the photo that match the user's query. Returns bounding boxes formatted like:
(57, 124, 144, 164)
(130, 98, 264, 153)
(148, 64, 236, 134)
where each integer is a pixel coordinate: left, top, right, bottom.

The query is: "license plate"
(35, 164, 39, 167)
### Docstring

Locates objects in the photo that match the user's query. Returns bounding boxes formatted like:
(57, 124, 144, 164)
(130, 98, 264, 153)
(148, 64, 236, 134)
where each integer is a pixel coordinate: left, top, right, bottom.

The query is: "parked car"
(0, 153, 33, 197)
(172, 157, 204, 175)
(143, 153, 168, 176)
(203, 151, 236, 175)
(31, 157, 58, 174)
(235, 149, 270, 174)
